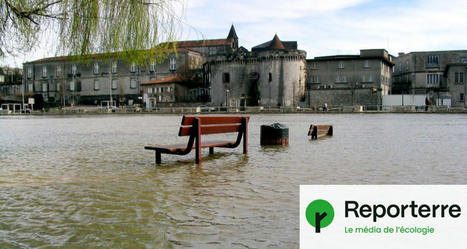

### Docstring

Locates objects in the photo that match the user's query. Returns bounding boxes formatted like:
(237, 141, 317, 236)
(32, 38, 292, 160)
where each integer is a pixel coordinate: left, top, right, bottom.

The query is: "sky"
(2, 0, 467, 68)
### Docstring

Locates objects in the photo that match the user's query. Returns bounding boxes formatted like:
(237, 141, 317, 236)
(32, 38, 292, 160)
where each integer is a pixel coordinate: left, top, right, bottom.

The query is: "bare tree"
(0, 0, 185, 62)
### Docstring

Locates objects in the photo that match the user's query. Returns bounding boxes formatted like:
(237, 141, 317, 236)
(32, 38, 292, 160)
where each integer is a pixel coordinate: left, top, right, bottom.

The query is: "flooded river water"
(0, 114, 466, 248)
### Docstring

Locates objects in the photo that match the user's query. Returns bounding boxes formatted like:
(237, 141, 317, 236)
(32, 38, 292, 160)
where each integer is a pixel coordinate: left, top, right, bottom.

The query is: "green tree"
(0, 0, 184, 62)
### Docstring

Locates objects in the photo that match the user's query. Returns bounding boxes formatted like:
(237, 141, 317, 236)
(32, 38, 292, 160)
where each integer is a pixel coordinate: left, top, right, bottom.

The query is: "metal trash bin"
(260, 123, 289, 146)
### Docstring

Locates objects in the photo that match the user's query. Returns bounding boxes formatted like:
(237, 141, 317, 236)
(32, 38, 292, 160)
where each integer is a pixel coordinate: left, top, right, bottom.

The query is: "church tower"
(227, 24, 239, 50)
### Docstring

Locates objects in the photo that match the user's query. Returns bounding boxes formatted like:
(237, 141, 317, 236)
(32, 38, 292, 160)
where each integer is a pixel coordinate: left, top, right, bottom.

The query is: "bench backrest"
(308, 124, 333, 136)
(178, 116, 249, 136)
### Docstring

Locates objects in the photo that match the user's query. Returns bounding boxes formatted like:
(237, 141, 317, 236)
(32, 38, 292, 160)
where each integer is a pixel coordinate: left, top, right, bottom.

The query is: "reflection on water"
(1, 114, 466, 248)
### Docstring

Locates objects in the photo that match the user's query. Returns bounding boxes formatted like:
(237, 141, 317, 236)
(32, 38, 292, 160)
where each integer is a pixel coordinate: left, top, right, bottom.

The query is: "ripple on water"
(0, 114, 466, 248)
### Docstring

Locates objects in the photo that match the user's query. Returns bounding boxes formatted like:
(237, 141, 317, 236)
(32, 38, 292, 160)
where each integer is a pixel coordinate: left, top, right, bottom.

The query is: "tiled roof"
(26, 47, 199, 64)
(141, 74, 202, 85)
(173, 39, 232, 48)
(252, 34, 297, 51)
(270, 34, 285, 50)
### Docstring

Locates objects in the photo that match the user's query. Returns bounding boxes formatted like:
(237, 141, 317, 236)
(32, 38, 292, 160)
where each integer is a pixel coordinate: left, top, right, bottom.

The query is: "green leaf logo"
(306, 199, 334, 233)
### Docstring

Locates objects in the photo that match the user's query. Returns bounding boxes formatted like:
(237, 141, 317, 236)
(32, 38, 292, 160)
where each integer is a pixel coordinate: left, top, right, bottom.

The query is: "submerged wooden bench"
(145, 115, 249, 164)
(308, 124, 333, 140)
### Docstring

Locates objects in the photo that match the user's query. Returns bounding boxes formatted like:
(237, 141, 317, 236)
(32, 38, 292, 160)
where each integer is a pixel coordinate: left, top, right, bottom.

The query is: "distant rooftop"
(252, 34, 298, 52)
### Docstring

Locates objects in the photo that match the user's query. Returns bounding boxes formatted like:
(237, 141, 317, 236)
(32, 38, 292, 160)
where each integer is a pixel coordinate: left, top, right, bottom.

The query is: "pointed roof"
(227, 25, 238, 40)
(270, 34, 285, 50)
(252, 34, 294, 52)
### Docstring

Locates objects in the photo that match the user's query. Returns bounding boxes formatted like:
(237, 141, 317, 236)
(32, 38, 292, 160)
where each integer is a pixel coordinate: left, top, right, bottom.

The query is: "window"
(150, 62, 156, 72)
(362, 74, 374, 82)
(364, 60, 370, 68)
(76, 81, 81, 92)
(71, 64, 77, 74)
(405, 61, 409, 71)
(130, 62, 137, 73)
(461, 93, 465, 102)
(130, 78, 137, 89)
(427, 55, 439, 67)
(42, 65, 47, 77)
(268, 73, 272, 82)
(56, 65, 62, 76)
(112, 61, 117, 73)
(454, 72, 464, 84)
(311, 62, 317, 69)
(28, 83, 33, 92)
(42, 83, 48, 92)
(335, 75, 347, 83)
(27, 66, 33, 79)
(223, 73, 230, 83)
(94, 80, 100, 90)
(69, 81, 75, 91)
(169, 58, 176, 71)
(167, 86, 171, 93)
(209, 47, 217, 55)
(112, 79, 118, 90)
(310, 76, 320, 83)
(427, 73, 440, 85)
(148, 88, 153, 94)
(338, 61, 344, 69)
(93, 62, 99, 74)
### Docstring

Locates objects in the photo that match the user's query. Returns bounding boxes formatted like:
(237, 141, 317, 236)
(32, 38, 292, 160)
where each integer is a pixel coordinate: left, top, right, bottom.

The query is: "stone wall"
(208, 52, 306, 107)
(306, 88, 381, 107)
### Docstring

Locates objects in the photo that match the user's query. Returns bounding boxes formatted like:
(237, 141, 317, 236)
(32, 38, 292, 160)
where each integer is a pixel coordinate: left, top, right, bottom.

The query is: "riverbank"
(1, 105, 466, 115)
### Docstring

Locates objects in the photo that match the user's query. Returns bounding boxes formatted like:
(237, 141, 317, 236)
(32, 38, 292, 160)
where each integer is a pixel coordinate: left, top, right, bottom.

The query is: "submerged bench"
(145, 115, 249, 164)
(308, 124, 333, 140)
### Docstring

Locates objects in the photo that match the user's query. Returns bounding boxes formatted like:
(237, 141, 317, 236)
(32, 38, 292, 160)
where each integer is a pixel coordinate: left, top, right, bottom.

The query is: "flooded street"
(1, 114, 466, 248)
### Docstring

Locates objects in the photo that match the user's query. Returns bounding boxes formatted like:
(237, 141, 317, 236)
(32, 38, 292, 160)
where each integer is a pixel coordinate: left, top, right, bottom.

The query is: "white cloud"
(183, 0, 467, 58)
(2, 0, 466, 67)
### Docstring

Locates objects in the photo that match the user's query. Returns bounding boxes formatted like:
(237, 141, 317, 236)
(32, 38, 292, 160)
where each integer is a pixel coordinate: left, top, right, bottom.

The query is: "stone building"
(392, 50, 467, 96)
(141, 73, 205, 108)
(306, 49, 393, 108)
(0, 67, 23, 103)
(444, 63, 466, 107)
(22, 26, 238, 106)
(23, 49, 203, 106)
(173, 25, 238, 59)
(206, 34, 307, 107)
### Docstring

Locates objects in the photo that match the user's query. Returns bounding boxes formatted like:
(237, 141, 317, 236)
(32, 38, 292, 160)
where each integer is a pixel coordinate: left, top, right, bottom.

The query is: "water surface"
(0, 114, 466, 248)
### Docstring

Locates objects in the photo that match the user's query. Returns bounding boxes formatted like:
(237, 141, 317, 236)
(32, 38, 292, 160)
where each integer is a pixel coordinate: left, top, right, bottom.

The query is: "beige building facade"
(444, 63, 466, 107)
(392, 50, 467, 95)
(306, 49, 394, 108)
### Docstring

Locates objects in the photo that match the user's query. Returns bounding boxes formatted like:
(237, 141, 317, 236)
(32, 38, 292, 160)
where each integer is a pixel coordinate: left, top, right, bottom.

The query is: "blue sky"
(181, 0, 467, 58)
(2, 0, 466, 67)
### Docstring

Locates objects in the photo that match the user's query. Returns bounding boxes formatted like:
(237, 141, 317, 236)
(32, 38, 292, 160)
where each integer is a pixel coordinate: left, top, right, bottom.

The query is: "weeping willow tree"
(0, 0, 185, 63)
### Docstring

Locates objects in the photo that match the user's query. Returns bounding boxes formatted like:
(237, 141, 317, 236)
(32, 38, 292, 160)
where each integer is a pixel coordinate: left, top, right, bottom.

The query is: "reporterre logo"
(306, 199, 335, 233)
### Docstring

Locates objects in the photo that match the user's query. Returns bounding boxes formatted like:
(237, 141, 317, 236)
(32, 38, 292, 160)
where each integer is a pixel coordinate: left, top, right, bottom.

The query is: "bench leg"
(242, 118, 248, 154)
(155, 151, 161, 164)
(195, 118, 202, 164)
(195, 147, 201, 164)
(209, 147, 214, 155)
